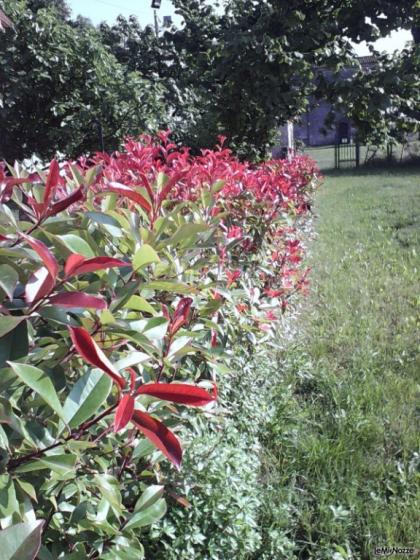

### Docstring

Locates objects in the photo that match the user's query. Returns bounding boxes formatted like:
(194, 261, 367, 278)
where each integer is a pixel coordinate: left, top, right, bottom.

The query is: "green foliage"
(323, 44, 420, 145)
(147, 431, 263, 559)
(0, 1, 165, 161)
(165, 0, 418, 158)
(0, 519, 44, 560)
(1, 0, 418, 160)
(0, 137, 319, 556)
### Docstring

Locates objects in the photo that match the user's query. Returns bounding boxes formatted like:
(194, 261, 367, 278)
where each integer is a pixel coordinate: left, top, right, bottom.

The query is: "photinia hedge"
(0, 133, 320, 558)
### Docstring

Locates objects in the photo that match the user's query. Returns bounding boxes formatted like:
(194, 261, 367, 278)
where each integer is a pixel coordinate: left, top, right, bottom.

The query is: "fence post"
(334, 143, 339, 169)
(355, 141, 360, 168)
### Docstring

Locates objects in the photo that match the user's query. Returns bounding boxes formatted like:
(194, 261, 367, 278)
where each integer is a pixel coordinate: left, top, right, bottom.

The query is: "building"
(274, 56, 377, 153)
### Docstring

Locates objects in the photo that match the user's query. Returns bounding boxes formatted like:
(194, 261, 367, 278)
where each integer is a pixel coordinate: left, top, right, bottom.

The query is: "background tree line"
(0, 0, 418, 161)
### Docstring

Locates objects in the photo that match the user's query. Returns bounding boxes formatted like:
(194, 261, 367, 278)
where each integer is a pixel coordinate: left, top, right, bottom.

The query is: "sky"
(67, 0, 412, 55)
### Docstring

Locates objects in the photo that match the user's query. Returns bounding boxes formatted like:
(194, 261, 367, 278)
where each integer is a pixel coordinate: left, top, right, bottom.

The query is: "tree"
(0, 1, 165, 161)
(162, 0, 419, 158)
(99, 15, 202, 150)
(26, 0, 71, 19)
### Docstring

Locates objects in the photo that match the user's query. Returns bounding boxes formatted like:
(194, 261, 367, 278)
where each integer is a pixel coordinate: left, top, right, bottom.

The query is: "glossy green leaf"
(123, 295, 155, 315)
(38, 453, 77, 475)
(0, 474, 19, 517)
(132, 439, 156, 460)
(134, 485, 164, 512)
(56, 234, 95, 258)
(114, 352, 151, 370)
(0, 264, 18, 301)
(14, 453, 77, 475)
(0, 519, 44, 560)
(8, 362, 64, 420)
(123, 498, 167, 531)
(0, 316, 26, 338)
(142, 281, 198, 295)
(133, 245, 160, 271)
(61, 369, 112, 429)
(93, 474, 122, 514)
(163, 223, 209, 248)
(0, 319, 28, 369)
(86, 212, 123, 237)
(16, 479, 37, 502)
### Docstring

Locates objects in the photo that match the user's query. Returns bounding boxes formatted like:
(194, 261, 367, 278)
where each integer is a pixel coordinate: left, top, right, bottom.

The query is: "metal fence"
(302, 141, 420, 171)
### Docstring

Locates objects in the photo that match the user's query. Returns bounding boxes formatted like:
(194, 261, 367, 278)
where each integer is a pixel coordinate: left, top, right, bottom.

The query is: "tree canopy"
(0, 0, 418, 160)
(0, 1, 165, 161)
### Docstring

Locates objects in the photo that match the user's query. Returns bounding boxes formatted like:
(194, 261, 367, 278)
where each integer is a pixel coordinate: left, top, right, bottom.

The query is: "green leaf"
(8, 362, 65, 420)
(162, 223, 209, 248)
(128, 317, 168, 341)
(0, 519, 44, 560)
(123, 498, 167, 531)
(61, 369, 112, 429)
(0, 474, 19, 517)
(114, 352, 151, 370)
(15, 453, 77, 475)
(156, 172, 169, 190)
(0, 316, 26, 338)
(86, 212, 123, 238)
(100, 309, 116, 325)
(0, 320, 28, 369)
(0, 264, 18, 301)
(56, 234, 95, 258)
(38, 453, 77, 475)
(123, 295, 155, 315)
(16, 480, 37, 503)
(134, 485, 164, 512)
(211, 179, 225, 193)
(142, 281, 198, 295)
(93, 474, 122, 514)
(133, 245, 160, 271)
(132, 439, 156, 460)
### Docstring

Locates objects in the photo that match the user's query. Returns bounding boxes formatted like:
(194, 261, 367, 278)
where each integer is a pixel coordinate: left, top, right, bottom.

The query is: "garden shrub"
(0, 133, 319, 558)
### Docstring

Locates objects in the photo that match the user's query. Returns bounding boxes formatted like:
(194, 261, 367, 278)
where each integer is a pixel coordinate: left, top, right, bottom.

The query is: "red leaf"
(3, 177, 33, 187)
(158, 171, 187, 205)
(49, 292, 107, 309)
(108, 182, 151, 213)
(44, 160, 60, 206)
(170, 297, 193, 335)
(64, 254, 128, 278)
(25, 195, 45, 220)
(21, 233, 59, 281)
(46, 187, 84, 217)
(138, 172, 154, 200)
(136, 383, 217, 407)
(132, 410, 182, 469)
(25, 267, 55, 304)
(114, 394, 135, 432)
(69, 326, 125, 389)
(64, 254, 85, 277)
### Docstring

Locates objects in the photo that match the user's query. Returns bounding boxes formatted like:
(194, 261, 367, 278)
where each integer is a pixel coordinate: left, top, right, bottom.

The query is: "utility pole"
(154, 9, 159, 37)
(151, 0, 161, 37)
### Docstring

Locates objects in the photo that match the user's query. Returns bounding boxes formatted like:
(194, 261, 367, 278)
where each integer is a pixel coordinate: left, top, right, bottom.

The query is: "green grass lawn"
(256, 166, 420, 559)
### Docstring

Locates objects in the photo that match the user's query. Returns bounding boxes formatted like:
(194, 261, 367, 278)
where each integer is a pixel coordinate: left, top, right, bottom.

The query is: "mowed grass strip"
(256, 166, 420, 560)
